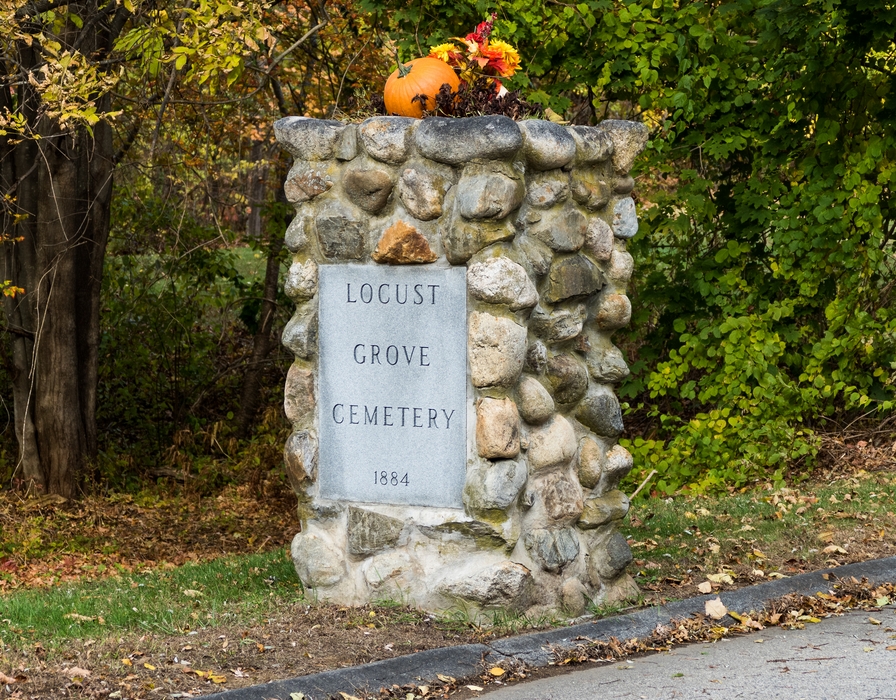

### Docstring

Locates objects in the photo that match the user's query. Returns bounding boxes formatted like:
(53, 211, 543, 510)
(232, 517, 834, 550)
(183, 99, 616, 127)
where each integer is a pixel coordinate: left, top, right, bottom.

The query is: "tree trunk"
(1, 5, 120, 496)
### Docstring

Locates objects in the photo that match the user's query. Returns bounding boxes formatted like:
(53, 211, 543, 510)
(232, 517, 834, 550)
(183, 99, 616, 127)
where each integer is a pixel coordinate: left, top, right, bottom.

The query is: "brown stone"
(372, 220, 437, 264)
(577, 435, 606, 489)
(476, 397, 520, 459)
(343, 166, 394, 213)
(540, 472, 584, 523)
(283, 430, 316, 493)
(283, 365, 314, 425)
(546, 354, 588, 405)
(594, 293, 632, 330)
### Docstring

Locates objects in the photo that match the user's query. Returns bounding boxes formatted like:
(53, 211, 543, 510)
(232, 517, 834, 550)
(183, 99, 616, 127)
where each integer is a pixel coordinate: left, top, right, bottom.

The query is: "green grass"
(1, 548, 303, 646)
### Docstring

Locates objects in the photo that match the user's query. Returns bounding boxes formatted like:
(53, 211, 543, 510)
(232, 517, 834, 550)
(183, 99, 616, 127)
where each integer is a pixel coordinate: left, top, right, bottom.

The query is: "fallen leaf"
(143, 663, 156, 670)
(705, 597, 728, 620)
(697, 581, 713, 594)
(876, 597, 890, 606)
(886, 646, 896, 651)
(0, 672, 21, 684)
(797, 616, 822, 623)
(823, 545, 847, 554)
(64, 667, 91, 678)
(488, 667, 505, 677)
(707, 573, 734, 585)
(183, 589, 202, 598)
(209, 673, 227, 683)
(768, 572, 789, 579)
(869, 617, 882, 625)
(818, 531, 835, 543)
(752, 569, 766, 577)
(290, 693, 305, 700)
(121, 659, 132, 666)
(339, 693, 362, 700)
(465, 686, 483, 692)
(739, 525, 756, 532)
(418, 686, 429, 695)
(864, 646, 874, 652)
(437, 675, 455, 683)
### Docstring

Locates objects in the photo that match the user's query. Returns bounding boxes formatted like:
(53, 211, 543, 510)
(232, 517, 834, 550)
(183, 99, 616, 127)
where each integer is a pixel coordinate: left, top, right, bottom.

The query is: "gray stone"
(527, 204, 587, 252)
(314, 205, 367, 259)
(464, 459, 528, 513)
(561, 577, 589, 616)
(441, 214, 516, 265)
(456, 166, 524, 220)
(291, 530, 343, 587)
(342, 164, 395, 213)
(439, 561, 534, 610)
(545, 255, 603, 303)
(524, 527, 580, 573)
(598, 119, 649, 174)
(526, 171, 570, 208)
(585, 338, 630, 383)
(601, 573, 640, 604)
(414, 116, 522, 166)
(284, 162, 334, 204)
(347, 506, 404, 556)
(525, 340, 548, 374)
(476, 397, 520, 459)
(317, 265, 467, 508)
(516, 376, 554, 425)
(284, 259, 318, 300)
(515, 235, 553, 277)
(607, 248, 634, 287)
(362, 550, 421, 597)
(283, 429, 316, 492)
(594, 293, 632, 330)
(358, 117, 415, 164)
(284, 213, 311, 253)
(518, 120, 577, 171)
(584, 217, 614, 262)
(578, 490, 630, 529)
(527, 414, 577, 471)
(467, 257, 537, 310)
(570, 171, 611, 211)
(613, 175, 635, 194)
(419, 520, 512, 550)
(282, 303, 317, 358)
(597, 444, 634, 496)
(569, 126, 614, 165)
(611, 197, 639, 239)
(591, 531, 632, 580)
(284, 365, 315, 425)
(546, 353, 588, 405)
(468, 311, 527, 388)
(540, 472, 584, 523)
(576, 384, 624, 438)
(275, 117, 345, 160)
(577, 435, 606, 490)
(335, 124, 359, 161)
(398, 168, 451, 221)
(530, 305, 585, 343)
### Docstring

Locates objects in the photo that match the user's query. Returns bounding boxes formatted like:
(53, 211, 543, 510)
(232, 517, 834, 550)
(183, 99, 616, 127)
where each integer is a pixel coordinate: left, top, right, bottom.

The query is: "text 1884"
(374, 471, 409, 486)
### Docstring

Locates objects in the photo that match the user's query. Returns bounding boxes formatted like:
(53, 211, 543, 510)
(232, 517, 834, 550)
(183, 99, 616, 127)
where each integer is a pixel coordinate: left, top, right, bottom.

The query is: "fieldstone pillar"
(275, 114, 647, 617)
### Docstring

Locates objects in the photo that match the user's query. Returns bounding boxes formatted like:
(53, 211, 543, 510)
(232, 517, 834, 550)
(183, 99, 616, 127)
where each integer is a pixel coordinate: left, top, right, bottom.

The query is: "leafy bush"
(368, 0, 896, 491)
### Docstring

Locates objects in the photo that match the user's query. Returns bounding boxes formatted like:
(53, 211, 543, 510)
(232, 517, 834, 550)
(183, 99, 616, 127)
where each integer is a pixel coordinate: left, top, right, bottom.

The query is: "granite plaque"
(318, 265, 467, 508)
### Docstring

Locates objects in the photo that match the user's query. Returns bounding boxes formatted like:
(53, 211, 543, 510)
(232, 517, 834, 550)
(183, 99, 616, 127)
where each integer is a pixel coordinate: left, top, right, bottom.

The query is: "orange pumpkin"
(383, 57, 460, 118)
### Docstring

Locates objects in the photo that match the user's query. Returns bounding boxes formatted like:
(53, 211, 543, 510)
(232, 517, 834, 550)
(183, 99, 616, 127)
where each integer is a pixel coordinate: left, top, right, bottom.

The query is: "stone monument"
(276, 114, 648, 617)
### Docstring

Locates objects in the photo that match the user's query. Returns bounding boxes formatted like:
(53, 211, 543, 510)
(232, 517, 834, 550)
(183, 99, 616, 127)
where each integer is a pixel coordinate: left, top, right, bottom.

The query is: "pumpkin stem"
(395, 49, 412, 78)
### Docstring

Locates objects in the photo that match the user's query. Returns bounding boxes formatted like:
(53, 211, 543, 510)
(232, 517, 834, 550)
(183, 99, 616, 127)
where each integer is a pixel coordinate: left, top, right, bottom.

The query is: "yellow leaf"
(210, 674, 227, 684)
(489, 667, 505, 677)
(728, 611, 746, 623)
(707, 573, 734, 585)
(121, 659, 132, 666)
(144, 663, 156, 670)
(817, 531, 834, 543)
(797, 616, 821, 623)
(705, 597, 727, 620)
(869, 617, 882, 625)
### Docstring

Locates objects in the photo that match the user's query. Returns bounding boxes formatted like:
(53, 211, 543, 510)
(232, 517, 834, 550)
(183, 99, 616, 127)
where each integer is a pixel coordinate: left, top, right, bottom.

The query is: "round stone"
(291, 530, 344, 587)
(611, 197, 639, 239)
(476, 397, 521, 459)
(467, 257, 538, 310)
(464, 459, 528, 513)
(584, 218, 614, 261)
(523, 527, 580, 573)
(283, 365, 315, 425)
(518, 120, 577, 171)
(274, 117, 345, 160)
(517, 376, 555, 425)
(598, 119, 649, 174)
(527, 415, 577, 471)
(342, 164, 395, 213)
(398, 167, 451, 221)
(546, 353, 588, 405)
(526, 171, 570, 208)
(284, 259, 317, 300)
(456, 167, 524, 220)
(468, 312, 527, 388)
(414, 116, 522, 165)
(358, 117, 415, 164)
(577, 435, 607, 490)
(569, 126, 614, 164)
(607, 248, 634, 286)
(576, 384, 624, 438)
(594, 293, 632, 331)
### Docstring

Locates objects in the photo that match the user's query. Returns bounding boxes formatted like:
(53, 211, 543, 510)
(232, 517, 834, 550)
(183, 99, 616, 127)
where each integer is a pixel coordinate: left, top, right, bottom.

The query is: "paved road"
(479, 608, 896, 700)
